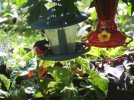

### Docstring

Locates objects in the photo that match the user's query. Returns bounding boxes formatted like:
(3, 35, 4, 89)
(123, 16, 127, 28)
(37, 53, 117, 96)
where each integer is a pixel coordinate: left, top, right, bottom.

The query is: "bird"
(33, 39, 50, 56)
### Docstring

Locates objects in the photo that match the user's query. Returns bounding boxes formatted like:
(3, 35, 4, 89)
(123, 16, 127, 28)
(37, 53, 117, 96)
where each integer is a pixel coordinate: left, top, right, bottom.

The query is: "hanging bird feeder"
(31, 4, 89, 61)
(82, 0, 133, 48)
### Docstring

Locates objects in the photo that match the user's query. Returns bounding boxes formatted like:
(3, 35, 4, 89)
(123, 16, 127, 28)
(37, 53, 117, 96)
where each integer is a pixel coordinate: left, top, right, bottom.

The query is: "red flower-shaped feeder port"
(81, 0, 133, 48)
(98, 31, 111, 42)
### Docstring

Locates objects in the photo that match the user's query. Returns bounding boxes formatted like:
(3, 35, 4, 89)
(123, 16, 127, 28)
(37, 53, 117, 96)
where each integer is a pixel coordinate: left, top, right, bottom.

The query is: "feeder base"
(38, 42, 89, 61)
(82, 30, 127, 48)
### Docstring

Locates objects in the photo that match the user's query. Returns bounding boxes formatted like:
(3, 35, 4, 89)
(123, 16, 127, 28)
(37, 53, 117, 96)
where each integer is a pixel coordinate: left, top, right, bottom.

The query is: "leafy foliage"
(49, 67, 70, 83)
(122, 0, 134, 14)
(0, 74, 10, 90)
(89, 70, 108, 99)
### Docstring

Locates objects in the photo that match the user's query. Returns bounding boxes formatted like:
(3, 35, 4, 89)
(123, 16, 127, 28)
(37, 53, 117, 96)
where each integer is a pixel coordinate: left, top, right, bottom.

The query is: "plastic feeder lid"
(31, 6, 88, 29)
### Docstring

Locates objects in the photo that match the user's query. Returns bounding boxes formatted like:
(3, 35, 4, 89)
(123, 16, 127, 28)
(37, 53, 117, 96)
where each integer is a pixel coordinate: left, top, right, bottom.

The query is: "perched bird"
(33, 39, 49, 56)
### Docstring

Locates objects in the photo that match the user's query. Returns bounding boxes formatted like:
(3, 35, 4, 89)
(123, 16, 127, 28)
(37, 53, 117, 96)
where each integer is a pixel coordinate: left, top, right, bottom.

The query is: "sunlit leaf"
(11, 58, 37, 78)
(75, 57, 90, 72)
(13, 0, 26, 6)
(33, 90, 43, 98)
(49, 67, 70, 83)
(88, 70, 108, 99)
(0, 74, 10, 90)
(122, 0, 134, 14)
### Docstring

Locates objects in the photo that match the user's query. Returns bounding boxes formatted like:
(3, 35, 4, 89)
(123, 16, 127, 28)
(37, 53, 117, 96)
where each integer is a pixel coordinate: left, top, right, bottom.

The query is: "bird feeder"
(31, 6, 89, 60)
(82, 0, 132, 48)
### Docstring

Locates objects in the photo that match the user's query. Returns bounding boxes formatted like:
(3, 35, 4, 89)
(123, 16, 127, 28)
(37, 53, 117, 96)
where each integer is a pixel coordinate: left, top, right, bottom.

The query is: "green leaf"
(122, 0, 134, 14)
(11, 58, 37, 77)
(88, 70, 108, 100)
(61, 86, 79, 99)
(25, 58, 37, 71)
(33, 90, 43, 98)
(21, 79, 38, 94)
(87, 47, 101, 58)
(75, 57, 90, 72)
(47, 81, 58, 94)
(0, 74, 10, 90)
(49, 67, 70, 83)
(39, 79, 51, 90)
(61, 86, 78, 93)
(13, 0, 26, 6)
(9, 88, 27, 100)
(90, 10, 97, 20)
(42, 60, 55, 67)
(22, 50, 35, 61)
(33, 79, 52, 98)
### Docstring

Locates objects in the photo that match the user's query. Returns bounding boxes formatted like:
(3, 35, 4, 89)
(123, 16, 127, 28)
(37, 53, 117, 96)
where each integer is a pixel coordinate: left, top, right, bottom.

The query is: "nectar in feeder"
(82, 0, 132, 48)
